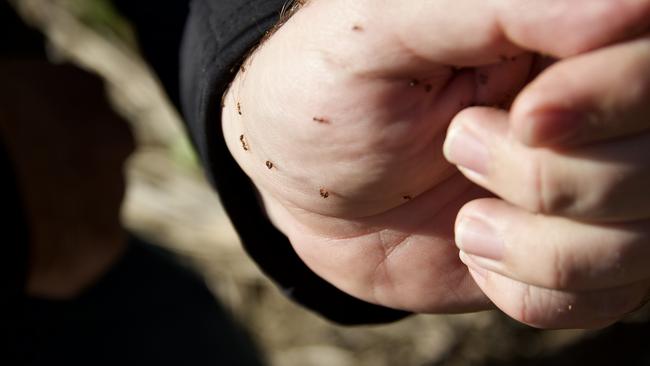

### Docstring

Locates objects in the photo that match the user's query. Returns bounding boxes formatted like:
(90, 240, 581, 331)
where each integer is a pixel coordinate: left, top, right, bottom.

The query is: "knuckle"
(514, 283, 556, 328)
(524, 152, 576, 215)
(517, 283, 535, 325)
(545, 244, 577, 290)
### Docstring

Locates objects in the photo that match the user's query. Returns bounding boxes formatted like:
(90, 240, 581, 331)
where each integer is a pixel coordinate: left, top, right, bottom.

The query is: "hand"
(221, 0, 650, 313)
(445, 35, 650, 328)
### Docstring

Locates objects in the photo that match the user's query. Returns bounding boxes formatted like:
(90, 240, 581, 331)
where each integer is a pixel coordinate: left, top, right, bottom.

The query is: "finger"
(443, 107, 650, 221)
(512, 36, 650, 146)
(455, 198, 650, 291)
(395, 0, 650, 64)
(461, 253, 650, 329)
(296, 0, 650, 78)
(492, 0, 650, 58)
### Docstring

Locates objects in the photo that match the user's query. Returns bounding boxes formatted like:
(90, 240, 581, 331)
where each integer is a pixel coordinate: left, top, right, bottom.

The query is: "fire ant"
(239, 134, 249, 151)
(319, 188, 329, 198)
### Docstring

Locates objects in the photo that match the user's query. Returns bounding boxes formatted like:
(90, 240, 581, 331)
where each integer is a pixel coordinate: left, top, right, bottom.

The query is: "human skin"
(446, 35, 650, 328)
(222, 0, 650, 325)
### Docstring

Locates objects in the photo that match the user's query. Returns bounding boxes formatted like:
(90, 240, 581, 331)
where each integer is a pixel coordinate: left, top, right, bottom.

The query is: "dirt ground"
(11, 1, 650, 365)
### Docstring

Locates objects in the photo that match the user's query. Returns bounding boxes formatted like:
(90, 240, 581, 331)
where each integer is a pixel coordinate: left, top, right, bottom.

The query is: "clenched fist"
(221, 0, 650, 324)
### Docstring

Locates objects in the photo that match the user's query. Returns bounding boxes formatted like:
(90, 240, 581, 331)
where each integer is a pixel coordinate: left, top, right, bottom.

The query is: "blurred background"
(6, 0, 650, 365)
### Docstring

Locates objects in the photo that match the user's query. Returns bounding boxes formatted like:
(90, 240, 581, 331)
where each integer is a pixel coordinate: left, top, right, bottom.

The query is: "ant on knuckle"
(313, 116, 330, 124)
(319, 188, 329, 198)
(239, 134, 249, 151)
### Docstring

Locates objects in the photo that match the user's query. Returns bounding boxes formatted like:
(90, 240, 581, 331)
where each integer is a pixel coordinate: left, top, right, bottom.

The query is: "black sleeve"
(178, 0, 410, 325)
(111, 0, 190, 109)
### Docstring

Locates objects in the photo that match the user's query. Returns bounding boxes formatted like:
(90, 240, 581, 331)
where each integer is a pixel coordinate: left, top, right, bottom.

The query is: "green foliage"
(171, 136, 200, 170)
(62, 0, 136, 47)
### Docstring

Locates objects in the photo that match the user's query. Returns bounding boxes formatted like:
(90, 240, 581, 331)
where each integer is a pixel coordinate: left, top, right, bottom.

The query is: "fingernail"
(444, 126, 489, 176)
(456, 216, 504, 261)
(527, 110, 583, 145)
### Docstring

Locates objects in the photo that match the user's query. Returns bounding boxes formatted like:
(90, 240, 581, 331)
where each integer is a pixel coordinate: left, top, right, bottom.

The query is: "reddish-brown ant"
(239, 134, 249, 151)
(313, 117, 329, 124)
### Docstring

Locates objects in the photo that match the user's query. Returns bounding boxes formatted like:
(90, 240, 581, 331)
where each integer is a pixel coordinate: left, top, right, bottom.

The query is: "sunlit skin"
(222, 0, 650, 325)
